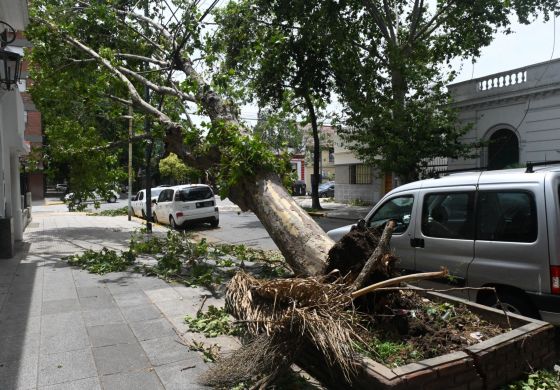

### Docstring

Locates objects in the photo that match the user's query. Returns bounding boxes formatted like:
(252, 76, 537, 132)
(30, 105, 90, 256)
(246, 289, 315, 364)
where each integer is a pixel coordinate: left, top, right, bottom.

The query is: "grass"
(86, 207, 129, 216)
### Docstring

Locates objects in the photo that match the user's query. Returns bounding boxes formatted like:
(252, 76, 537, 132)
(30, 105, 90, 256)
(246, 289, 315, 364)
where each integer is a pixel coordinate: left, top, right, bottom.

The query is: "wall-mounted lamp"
(0, 20, 21, 91)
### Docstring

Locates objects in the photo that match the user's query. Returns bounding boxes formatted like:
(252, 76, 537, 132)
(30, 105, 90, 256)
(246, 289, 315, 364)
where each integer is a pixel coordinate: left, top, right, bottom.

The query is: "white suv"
(153, 184, 219, 228)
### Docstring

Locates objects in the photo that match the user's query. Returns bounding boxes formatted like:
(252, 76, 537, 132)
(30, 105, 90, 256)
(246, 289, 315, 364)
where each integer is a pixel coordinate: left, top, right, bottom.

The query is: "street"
(33, 195, 360, 251)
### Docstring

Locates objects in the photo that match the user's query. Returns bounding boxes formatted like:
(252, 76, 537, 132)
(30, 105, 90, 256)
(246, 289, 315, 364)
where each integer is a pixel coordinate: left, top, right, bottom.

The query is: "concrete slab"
(129, 318, 176, 341)
(140, 336, 193, 366)
(120, 304, 163, 323)
(41, 298, 81, 316)
(39, 376, 101, 390)
(0, 354, 39, 390)
(81, 308, 125, 327)
(154, 358, 210, 390)
(92, 343, 151, 376)
(87, 323, 137, 347)
(38, 348, 97, 387)
(100, 370, 164, 390)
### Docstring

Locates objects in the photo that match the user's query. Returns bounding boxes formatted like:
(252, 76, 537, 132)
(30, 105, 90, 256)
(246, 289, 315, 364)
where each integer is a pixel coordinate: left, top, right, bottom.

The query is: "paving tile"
(154, 298, 198, 317)
(38, 348, 97, 387)
(112, 291, 151, 307)
(0, 313, 42, 338)
(100, 370, 164, 390)
(140, 336, 193, 366)
(0, 331, 40, 363)
(42, 299, 81, 315)
(76, 286, 111, 298)
(43, 287, 78, 302)
(40, 313, 89, 355)
(129, 318, 176, 341)
(40, 376, 101, 390)
(79, 295, 117, 311)
(144, 287, 182, 303)
(0, 300, 43, 320)
(87, 323, 136, 347)
(92, 343, 151, 375)
(120, 304, 162, 323)
(154, 358, 211, 390)
(81, 308, 125, 327)
(0, 354, 39, 390)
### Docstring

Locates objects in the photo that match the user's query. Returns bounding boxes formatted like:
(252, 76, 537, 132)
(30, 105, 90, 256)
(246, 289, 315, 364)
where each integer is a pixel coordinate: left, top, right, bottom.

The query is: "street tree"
(328, 0, 560, 181)
(253, 107, 303, 156)
(213, 0, 334, 209)
(28, 0, 332, 275)
(159, 153, 199, 185)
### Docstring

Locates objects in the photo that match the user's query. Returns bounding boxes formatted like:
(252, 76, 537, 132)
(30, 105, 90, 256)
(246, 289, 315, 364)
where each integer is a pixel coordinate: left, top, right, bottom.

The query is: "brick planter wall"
(296, 291, 556, 390)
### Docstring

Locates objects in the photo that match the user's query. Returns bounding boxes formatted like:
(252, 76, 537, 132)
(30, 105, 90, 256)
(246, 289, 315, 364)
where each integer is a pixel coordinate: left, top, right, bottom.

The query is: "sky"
(452, 14, 559, 83)
(238, 14, 560, 125)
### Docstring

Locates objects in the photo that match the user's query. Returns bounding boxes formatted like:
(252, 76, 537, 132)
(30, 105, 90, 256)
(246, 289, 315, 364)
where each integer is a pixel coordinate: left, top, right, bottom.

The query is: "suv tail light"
(176, 212, 184, 218)
(551, 266, 560, 294)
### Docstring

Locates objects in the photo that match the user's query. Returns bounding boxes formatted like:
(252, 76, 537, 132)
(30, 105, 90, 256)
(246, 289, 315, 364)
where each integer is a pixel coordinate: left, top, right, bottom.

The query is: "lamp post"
(0, 21, 22, 91)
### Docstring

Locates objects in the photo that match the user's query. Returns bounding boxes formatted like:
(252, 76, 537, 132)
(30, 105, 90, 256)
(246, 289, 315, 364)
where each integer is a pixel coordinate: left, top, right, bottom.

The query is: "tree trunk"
(304, 94, 322, 210)
(228, 173, 332, 276)
(173, 58, 332, 276)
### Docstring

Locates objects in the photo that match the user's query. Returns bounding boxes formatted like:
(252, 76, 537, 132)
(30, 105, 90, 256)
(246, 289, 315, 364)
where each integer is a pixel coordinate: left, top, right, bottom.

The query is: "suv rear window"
(476, 191, 537, 242)
(176, 187, 214, 202)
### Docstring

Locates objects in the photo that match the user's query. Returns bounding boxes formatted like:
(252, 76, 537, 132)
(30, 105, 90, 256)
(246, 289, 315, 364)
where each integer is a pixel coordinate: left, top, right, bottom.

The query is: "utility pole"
(143, 0, 153, 233)
(127, 105, 133, 221)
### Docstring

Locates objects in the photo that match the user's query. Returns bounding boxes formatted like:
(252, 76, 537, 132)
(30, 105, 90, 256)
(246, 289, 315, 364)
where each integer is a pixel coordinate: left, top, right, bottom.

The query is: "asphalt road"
(34, 195, 356, 251)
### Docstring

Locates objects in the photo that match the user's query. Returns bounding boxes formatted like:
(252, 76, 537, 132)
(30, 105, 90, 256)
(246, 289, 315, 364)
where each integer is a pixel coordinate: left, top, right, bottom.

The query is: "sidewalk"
(0, 211, 237, 390)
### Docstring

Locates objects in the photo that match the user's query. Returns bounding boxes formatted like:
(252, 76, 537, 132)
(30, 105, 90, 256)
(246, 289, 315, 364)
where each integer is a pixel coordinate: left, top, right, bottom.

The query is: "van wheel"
(108, 195, 117, 203)
(170, 216, 178, 229)
(211, 218, 219, 228)
(141, 209, 146, 219)
(153, 213, 158, 224)
(479, 289, 539, 319)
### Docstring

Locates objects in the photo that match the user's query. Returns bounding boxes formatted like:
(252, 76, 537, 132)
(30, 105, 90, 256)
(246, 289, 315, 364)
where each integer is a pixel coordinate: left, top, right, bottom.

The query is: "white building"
(0, 1, 29, 258)
(448, 59, 560, 170)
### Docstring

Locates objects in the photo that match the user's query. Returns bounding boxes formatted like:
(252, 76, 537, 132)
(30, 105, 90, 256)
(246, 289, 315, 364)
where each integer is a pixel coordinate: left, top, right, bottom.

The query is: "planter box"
(296, 291, 556, 390)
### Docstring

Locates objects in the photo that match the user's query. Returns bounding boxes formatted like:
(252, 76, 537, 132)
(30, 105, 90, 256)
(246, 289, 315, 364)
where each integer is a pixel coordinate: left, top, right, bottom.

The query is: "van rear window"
(176, 187, 214, 201)
(476, 191, 537, 243)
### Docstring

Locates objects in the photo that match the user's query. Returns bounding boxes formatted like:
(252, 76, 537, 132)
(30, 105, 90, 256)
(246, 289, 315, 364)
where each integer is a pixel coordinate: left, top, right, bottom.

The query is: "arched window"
(488, 129, 519, 170)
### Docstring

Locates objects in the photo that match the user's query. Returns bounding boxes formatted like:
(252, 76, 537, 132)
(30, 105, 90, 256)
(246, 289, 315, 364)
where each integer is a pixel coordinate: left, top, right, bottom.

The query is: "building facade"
(16, 31, 44, 201)
(448, 59, 560, 170)
(0, 1, 30, 257)
(333, 132, 392, 204)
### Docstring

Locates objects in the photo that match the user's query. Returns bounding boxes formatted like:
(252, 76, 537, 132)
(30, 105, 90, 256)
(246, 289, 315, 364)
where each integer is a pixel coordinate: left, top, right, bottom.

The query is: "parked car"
(152, 184, 219, 228)
(327, 165, 560, 324)
(131, 188, 166, 218)
(318, 181, 335, 198)
(64, 189, 119, 204)
(55, 183, 68, 192)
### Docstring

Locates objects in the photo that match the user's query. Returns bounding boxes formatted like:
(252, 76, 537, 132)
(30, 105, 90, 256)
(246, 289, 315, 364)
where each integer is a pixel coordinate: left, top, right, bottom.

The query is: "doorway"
(488, 129, 519, 170)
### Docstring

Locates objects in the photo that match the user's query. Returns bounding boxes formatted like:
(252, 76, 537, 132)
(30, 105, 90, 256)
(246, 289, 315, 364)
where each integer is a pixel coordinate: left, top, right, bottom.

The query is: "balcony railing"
(478, 70, 527, 91)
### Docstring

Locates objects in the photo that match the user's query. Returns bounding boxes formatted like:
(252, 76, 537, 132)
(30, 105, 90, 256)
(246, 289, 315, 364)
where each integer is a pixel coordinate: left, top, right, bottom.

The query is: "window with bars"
(350, 164, 372, 184)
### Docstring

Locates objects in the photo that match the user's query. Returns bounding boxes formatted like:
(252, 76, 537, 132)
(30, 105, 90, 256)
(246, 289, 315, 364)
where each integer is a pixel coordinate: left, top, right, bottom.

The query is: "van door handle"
(410, 238, 425, 248)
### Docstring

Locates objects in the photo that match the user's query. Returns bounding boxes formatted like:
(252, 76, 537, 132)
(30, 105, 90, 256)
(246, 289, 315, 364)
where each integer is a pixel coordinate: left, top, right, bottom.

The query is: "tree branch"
(118, 66, 196, 102)
(116, 53, 169, 67)
(364, 0, 392, 42)
(413, 1, 455, 43)
(382, 0, 397, 43)
(41, 19, 181, 131)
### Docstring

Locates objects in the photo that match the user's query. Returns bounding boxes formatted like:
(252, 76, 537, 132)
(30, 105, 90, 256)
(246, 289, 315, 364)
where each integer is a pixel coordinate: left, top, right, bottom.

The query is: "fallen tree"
(28, 0, 332, 276)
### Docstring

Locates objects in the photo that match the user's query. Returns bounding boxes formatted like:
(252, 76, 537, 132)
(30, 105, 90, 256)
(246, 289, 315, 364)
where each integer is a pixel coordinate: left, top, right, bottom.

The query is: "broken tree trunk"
(351, 221, 396, 290)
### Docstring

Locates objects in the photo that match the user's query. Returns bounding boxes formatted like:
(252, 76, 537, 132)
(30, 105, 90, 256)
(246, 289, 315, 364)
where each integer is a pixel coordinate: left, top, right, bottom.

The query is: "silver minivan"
(328, 165, 560, 324)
